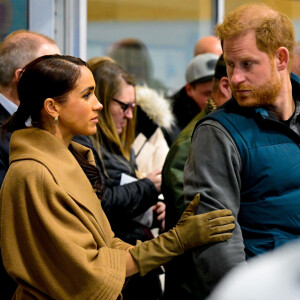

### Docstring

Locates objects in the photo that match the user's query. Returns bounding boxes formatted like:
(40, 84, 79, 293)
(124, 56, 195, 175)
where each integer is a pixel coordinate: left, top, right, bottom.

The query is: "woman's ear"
(275, 47, 289, 71)
(43, 98, 59, 118)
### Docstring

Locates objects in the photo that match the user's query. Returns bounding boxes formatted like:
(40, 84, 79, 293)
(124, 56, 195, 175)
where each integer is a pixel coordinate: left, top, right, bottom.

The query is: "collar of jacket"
(206, 97, 218, 113)
(135, 85, 175, 131)
(9, 127, 103, 223)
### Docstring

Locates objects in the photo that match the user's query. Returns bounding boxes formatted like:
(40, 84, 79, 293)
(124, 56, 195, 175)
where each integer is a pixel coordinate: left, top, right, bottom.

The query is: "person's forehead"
(223, 31, 261, 58)
(71, 66, 95, 92)
(115, 81, 135, 102)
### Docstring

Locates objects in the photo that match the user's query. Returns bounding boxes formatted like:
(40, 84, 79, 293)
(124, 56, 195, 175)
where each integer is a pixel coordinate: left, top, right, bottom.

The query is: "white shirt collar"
(0, 93, 18, 116)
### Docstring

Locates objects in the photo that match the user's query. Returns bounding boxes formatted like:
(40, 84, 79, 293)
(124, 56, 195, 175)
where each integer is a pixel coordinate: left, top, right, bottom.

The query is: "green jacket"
(162, 100, 216, 300)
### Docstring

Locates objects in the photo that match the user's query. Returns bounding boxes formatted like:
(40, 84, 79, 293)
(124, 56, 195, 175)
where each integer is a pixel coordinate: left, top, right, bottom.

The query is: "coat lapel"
(10, 128, 105, 227)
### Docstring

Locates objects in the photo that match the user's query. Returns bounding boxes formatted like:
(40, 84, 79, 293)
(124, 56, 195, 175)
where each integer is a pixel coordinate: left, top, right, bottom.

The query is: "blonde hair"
(89, 58, 136, 160)
(216, 3, 295, 69)
(87, 56, 115, 66)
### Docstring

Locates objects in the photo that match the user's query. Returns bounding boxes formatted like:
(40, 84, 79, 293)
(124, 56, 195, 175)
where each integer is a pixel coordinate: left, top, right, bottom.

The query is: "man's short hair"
(212, 54, 227, 94)
(0, 30, 57, 87)
(216, 3, 295, 68)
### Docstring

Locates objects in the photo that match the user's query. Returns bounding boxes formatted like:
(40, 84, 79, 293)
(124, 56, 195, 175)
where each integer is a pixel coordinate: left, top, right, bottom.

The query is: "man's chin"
(235, 96, 259, 107)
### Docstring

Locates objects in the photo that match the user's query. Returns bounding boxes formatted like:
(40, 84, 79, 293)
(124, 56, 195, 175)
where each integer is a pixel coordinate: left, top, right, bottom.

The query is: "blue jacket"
(203, 77, 300, 257)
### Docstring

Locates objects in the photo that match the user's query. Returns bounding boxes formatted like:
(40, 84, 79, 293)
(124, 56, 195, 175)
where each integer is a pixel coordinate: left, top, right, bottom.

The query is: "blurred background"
(1, 0, 300, 94)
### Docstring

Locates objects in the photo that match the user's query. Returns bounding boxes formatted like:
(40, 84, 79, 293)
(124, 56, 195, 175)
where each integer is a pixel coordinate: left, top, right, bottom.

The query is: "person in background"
(194, 35, 222, 57)
(132, 85, 175, 176)
(292, 40, 300, 77)
(0, 29, 60, 300)
(184, 2, 300, 294)
(108, 38, 167, 95)
(170, 53, 219, 140)
(0, 54, 235, 299)
(162, 54, 231, 300)
(88, 58, 165, 300)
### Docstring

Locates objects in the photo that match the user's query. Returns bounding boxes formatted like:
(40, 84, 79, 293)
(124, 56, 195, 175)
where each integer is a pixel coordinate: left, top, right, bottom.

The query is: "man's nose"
(230, 68, 246, 86)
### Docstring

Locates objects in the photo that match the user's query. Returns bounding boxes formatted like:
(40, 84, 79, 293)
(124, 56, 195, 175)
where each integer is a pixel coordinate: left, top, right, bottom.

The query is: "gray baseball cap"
(185, 53, 219, 84)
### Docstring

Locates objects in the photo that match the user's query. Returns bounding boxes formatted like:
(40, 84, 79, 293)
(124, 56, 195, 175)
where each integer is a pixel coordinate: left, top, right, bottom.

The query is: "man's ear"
(43, 98, 59, 118)
(14, 69, 22, 83)
(219, 77, 232, 100)
(275, 47, 289, 71)
(185, 83, 194, 97)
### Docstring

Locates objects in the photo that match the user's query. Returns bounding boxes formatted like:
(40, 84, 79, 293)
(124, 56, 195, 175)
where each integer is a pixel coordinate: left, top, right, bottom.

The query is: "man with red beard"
(184, 3, 300, 295)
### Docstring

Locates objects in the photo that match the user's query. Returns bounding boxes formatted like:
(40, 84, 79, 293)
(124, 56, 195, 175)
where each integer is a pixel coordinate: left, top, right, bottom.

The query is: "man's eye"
(243, 61, 253, 68)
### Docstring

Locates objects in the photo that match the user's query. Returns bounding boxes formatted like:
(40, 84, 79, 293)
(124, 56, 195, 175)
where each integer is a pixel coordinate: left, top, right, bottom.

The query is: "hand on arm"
(129, 193, 235, 276)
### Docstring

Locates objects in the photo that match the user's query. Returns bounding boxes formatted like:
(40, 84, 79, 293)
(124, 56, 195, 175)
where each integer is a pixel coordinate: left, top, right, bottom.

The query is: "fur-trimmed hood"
(135, 85, 175, 132)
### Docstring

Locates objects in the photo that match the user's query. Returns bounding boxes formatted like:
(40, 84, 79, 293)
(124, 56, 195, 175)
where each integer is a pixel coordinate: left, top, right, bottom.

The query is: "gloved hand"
(129, 193, 235, 276)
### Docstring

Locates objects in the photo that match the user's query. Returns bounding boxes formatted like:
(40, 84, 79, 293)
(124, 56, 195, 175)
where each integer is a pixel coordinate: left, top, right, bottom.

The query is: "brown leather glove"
(129, 193, 235, 276)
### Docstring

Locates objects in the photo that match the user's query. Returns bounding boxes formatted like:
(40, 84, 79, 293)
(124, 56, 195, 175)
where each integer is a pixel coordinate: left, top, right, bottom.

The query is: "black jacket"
(0, 103, 11, 187)
(171, 87, 200, 134)
(0, 103, 17, 299)
(73, 135, 158, 245)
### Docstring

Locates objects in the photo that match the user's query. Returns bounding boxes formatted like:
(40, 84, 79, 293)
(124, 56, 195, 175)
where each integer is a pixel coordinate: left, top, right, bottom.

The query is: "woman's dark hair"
(2, 54, 87, 134)
(2, 54, 104, 199)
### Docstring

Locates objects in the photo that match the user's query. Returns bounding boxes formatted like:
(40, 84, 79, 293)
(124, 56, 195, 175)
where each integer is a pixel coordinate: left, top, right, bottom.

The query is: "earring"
(54, 116, 59, 126)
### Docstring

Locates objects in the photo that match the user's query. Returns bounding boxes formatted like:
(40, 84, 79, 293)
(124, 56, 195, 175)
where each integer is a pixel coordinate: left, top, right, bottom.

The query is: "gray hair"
(0, 30, 57, 87)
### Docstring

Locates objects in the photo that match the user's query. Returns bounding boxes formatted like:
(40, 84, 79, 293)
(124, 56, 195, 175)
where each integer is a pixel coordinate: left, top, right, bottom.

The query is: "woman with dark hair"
(0, 54, 235, 299)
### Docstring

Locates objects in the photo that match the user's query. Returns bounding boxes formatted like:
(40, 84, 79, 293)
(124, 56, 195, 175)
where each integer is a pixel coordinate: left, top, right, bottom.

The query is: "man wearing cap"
(162, 54, 231, 300)
(171, 53, 219, 137)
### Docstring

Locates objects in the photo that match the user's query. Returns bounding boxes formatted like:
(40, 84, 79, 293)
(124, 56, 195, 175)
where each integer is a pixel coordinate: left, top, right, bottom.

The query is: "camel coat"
(0, 127, 131, 300)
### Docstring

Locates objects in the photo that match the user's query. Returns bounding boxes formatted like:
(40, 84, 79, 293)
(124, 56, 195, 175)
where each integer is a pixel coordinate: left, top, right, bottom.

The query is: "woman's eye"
(83, 92, 91, 99)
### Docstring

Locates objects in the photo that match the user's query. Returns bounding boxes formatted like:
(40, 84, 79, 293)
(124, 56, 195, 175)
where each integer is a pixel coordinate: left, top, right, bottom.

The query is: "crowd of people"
(0, 2, 300, 300)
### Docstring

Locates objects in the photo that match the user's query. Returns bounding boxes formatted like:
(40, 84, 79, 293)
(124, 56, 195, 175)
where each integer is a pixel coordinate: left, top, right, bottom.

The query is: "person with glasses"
(86, 57, 165, 300)
(112, 98, 136, 112)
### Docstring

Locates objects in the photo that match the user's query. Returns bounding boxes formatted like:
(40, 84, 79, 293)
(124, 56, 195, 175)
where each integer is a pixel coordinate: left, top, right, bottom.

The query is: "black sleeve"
(72, 135, 159, 221)
(102, 177, 158, 221)
(0, 133, 11, 187)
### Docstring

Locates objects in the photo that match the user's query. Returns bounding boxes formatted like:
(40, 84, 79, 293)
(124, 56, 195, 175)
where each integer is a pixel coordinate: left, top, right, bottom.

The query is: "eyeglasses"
(112, 98, 136, 112)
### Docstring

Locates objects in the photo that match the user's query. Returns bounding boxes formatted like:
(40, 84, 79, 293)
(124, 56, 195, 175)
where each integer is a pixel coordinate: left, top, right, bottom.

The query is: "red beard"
(231, 72, 282, 107)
